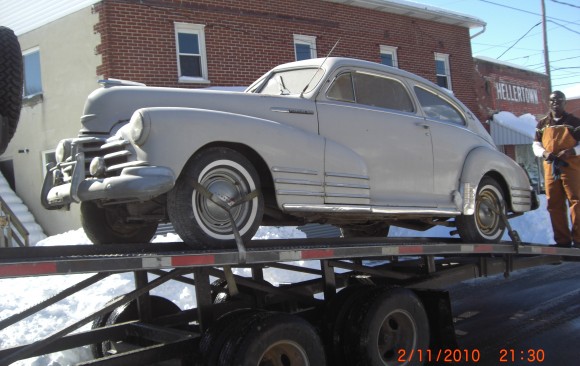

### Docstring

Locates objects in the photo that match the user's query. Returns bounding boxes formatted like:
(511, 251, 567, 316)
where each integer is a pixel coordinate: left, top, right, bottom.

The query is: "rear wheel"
(81, 201, 158, 244)
(456, 177, 506, 243)
(168, 147, 264, 249)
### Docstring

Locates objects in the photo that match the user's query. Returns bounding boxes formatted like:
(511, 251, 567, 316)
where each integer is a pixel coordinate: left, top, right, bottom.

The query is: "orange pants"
(542, 126, 580, 244)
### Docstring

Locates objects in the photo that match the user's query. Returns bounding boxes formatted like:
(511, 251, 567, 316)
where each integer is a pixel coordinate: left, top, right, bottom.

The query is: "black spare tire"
(0, 26, 23, 155)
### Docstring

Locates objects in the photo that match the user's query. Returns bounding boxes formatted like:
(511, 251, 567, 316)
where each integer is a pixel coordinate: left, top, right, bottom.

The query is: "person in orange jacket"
(533, 90, 580, 248)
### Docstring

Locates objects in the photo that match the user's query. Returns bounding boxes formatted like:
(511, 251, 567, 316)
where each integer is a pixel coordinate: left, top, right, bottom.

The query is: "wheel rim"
(192, 160, 258, 239)
(475, 186, 502, 238)
(104, 206, 141, 237)
(258, 340, 310, 366)
(376, 310, 417, 365)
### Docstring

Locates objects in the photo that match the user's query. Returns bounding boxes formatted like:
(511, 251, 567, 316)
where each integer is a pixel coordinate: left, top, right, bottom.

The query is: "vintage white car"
(42, 57, 538, 247)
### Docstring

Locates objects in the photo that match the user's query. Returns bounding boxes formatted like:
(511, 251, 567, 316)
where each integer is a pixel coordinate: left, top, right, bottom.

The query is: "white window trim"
(380, 45, 398, 68)
(434, 52, 452, 91)
(174, 22, 210, 84)
(293, 34, 317, 60)
(22, 47, 43, 98)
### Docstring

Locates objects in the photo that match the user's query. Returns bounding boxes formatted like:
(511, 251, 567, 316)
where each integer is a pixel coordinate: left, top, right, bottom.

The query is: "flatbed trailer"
(1, 237, 579, 366)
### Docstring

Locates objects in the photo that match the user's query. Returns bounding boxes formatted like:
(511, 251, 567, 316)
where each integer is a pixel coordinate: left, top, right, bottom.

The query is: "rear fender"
(460, 146, 533, 214)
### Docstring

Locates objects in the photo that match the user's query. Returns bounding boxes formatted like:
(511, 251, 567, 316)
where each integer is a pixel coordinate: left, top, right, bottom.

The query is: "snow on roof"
(492, 111, 537, 140)
(474, 55, 548, 76)
(562, 84, 580, 100)
(324, 0, 485, 28)
(0, 0, 100, 36)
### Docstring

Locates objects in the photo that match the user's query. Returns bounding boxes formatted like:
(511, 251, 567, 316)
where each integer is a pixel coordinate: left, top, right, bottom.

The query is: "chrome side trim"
(275, 178, 323, 187)
(282, 203, 460, 216)
(277, 190, 324, 197)
(325, 172, 369, 180)
(326, 193, 370, 199)
(272, 166, 319, 175)
(325, 182, 370, 189)
(271, 107, 315, 115)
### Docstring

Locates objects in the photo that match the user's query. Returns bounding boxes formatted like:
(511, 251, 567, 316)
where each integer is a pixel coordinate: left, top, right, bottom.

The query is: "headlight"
(129, 111, 151, 146)
(55, 139, 72, 163)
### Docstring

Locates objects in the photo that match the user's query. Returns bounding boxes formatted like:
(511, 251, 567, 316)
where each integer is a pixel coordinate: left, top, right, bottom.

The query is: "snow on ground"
(0, 196, 556, 365)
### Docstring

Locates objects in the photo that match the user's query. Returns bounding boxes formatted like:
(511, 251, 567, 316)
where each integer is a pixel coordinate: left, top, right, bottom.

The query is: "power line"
(497, 22, 541, 59)
(551, 0, 580, 9)
(477, 0, 580, 25)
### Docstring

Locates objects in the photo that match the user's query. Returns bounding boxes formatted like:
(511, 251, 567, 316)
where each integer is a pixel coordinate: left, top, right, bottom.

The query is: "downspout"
(470, 25, 486, 39)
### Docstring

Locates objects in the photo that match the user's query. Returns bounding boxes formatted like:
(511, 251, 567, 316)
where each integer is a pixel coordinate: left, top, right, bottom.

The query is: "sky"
(412, 0, 580, 97)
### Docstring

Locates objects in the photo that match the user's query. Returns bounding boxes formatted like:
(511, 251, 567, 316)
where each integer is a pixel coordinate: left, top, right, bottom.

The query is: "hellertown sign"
(495, 81, 539, 104)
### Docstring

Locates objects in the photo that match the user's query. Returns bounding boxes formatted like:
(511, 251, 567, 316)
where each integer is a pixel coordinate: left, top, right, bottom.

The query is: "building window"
(294, 35, 317, 61)
(380, 45, 398, 68)
(434, 53, 451, 90)
(175, 23, 209, 83)
(23, 48, 42, 97)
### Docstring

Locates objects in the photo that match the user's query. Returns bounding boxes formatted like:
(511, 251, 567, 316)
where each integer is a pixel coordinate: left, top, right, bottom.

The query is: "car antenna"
(300, 39, 340, 98)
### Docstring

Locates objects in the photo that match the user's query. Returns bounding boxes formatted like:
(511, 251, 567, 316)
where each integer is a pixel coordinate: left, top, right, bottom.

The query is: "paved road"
(447, 260, 580, 365)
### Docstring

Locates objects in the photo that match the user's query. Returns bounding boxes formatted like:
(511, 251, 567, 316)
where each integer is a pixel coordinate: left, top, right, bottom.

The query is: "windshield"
(253, 68, 325, 95)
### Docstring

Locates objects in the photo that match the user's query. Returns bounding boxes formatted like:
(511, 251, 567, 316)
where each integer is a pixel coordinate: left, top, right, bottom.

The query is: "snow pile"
(0, 172, 46, 246)
(491, 111, 537, 139)
(0, 196, 555, 365)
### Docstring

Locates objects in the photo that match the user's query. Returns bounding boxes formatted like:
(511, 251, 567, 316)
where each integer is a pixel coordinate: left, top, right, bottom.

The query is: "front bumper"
(41, 153, 175, 209)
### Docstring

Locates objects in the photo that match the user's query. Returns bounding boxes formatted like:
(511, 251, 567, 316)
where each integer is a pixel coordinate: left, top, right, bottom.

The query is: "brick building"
(4, 0, 486, 235)
(473, 56, 551, 191)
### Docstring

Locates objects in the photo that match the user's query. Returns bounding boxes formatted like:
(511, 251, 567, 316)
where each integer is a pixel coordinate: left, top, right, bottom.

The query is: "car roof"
(271, 57, 441, 90)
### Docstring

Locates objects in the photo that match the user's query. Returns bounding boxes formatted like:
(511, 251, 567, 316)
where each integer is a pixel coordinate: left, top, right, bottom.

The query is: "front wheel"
(81, 201, 158, 244)
(167, 147, 264, 249)
(456, 177, 506, 243)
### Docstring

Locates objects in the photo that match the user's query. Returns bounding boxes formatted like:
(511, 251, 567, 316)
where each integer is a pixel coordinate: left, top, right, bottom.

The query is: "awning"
(490, 119, 534, 146)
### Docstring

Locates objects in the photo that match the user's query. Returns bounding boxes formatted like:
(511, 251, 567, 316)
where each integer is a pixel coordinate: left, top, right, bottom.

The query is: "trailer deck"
(1, 238, 579, 366)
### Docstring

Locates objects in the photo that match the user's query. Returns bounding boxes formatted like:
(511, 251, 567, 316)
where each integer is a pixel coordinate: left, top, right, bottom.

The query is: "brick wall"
(94, 0, 479, 115)
(473, 58, 550, 121)
(567, 97, 580, 116)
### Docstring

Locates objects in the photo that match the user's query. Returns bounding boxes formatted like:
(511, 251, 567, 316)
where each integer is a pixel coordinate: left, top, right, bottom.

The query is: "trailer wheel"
(91, 295, 182, 358)
(168, 147, 264, 249)
(322, 285, 376, 365)
(343, 287, 430, 366)
(456, 177, 506, 243)
(199, 309, 266, 366)
(0, 26, 23, 155)
(81, 201, 158, 244)
(341, 223, 390, 238)
(218, 312, 326, 366)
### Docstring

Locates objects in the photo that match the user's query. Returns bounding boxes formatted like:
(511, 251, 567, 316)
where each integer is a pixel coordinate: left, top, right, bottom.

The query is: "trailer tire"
(168, 147, 264, 249)
(343, 287, 430, 366)
(0, 26, 23, 155)
(322, 285, 377, 365)
(91, 295, 182, 358)
(81, 201, 158, 244)
(218, 312, 326, 366)
(199, 309, 265, 366)
(456, 177, 506, 243)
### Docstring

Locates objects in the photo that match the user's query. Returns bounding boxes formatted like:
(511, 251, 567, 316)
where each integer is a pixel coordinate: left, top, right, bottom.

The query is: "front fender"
(124, 107, 326, 206)
(460, 146, 534, 213)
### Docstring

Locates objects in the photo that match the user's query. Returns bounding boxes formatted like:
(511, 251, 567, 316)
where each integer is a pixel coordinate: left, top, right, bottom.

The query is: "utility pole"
(541, 0, 552, 91)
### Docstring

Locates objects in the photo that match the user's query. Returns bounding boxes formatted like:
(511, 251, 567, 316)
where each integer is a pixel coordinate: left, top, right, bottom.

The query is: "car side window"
(414, 86, 465, 125)
(327, 73, 355, 102)
(353, 72, 414, 112)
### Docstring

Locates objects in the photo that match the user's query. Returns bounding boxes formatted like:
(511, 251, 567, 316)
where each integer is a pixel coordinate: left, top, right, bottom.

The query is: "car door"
(412, 84, 488, 208)
(317, 70, 436, 207)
